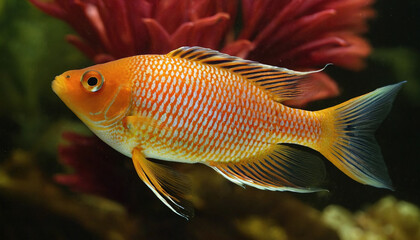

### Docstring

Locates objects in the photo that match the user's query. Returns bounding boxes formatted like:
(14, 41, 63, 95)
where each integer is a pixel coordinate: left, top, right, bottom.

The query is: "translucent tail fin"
(317, 82, 405, 189)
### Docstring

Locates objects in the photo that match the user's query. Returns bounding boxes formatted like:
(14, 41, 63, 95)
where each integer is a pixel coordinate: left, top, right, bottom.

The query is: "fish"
(52, 46, 404, 219)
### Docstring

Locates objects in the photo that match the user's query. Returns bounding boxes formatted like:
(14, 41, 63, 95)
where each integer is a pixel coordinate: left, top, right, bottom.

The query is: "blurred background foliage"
(0, 0, 91, 164)
(0, 0, 419, 239)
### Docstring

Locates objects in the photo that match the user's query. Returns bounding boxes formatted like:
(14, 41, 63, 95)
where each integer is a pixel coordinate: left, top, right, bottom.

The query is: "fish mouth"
(52, 75, 66, 95)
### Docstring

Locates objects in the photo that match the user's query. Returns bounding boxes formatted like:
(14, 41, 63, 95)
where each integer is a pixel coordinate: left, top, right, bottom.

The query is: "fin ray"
(132, 148, 193, 219)
(208, 144, 326, 192)
(167, 46, 326, 102)
(317, 82, 405, 189)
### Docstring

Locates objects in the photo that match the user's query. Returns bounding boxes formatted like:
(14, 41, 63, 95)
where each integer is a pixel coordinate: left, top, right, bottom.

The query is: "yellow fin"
(168, 46, 326, 102)
(208, 144, 326, 192)
(132, 148, 193, 219)
(316, 82, 404, 189)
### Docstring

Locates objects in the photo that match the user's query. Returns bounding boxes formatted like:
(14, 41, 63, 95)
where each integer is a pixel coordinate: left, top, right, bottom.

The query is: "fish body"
(121, 54, 320, 162)
(53, 47, 403, 219)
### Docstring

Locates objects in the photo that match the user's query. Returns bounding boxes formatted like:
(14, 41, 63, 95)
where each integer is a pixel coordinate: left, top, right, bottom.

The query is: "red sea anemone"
(54, 132, 130, 202)
(30, 0, 375, 103)
(29, 0, 375, 200)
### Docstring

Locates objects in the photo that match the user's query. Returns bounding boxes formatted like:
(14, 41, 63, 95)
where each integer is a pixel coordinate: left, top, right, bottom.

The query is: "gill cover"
(85, 72, 132, 126)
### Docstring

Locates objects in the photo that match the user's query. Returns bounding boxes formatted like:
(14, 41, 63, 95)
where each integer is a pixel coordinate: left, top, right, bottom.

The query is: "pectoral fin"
(132, 148, 193, 219)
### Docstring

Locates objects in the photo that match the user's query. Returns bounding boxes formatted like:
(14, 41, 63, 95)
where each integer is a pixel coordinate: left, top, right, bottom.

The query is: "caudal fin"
(317, 82, 404, 189)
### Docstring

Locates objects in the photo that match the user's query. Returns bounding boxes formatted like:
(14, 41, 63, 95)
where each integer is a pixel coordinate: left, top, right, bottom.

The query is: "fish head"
(52, 58, 132, 129)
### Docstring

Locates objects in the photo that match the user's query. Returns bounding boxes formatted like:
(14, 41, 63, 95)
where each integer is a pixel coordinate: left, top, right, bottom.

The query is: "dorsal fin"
(167, 46, 326, 102)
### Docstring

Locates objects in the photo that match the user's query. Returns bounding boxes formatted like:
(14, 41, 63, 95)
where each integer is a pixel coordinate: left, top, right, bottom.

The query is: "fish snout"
(52, 75, 67, 95)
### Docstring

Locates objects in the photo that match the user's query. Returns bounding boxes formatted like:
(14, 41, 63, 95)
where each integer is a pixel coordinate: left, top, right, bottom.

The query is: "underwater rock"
(322, 196, 420, 240)
(235, 216, 288, 240)
(2, 149, 420, 240)
(188, 166, 340, 240)
(0, 149, 141, 240)
(0, 149, 339, 240)
(322, 205, 367, 240)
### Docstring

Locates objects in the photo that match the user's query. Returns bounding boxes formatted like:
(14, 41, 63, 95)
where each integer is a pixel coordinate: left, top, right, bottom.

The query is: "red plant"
(30, 0, 375, 103)
(55, 132, 129, 201)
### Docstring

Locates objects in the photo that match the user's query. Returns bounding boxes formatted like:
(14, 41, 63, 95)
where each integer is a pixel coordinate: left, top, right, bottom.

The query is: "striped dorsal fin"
(167, 46, 326, 102)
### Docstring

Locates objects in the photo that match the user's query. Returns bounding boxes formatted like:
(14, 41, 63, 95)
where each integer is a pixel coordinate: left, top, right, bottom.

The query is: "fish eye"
(81, 70, 104, 92)
(87, 77, 98, 86)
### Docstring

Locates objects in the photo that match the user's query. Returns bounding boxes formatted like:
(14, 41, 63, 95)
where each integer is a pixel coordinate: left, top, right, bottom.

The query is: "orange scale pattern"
(274, 106, 321, 148)
(126, 55, 321, 163)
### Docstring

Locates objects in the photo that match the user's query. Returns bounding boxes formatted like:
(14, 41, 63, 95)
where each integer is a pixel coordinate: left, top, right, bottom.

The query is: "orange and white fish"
(52, 46, 403, 219)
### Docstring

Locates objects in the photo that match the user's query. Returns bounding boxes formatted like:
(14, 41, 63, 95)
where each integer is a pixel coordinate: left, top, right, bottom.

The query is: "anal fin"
(208, 144, 326, 193)
(132, 148, 193, 219)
